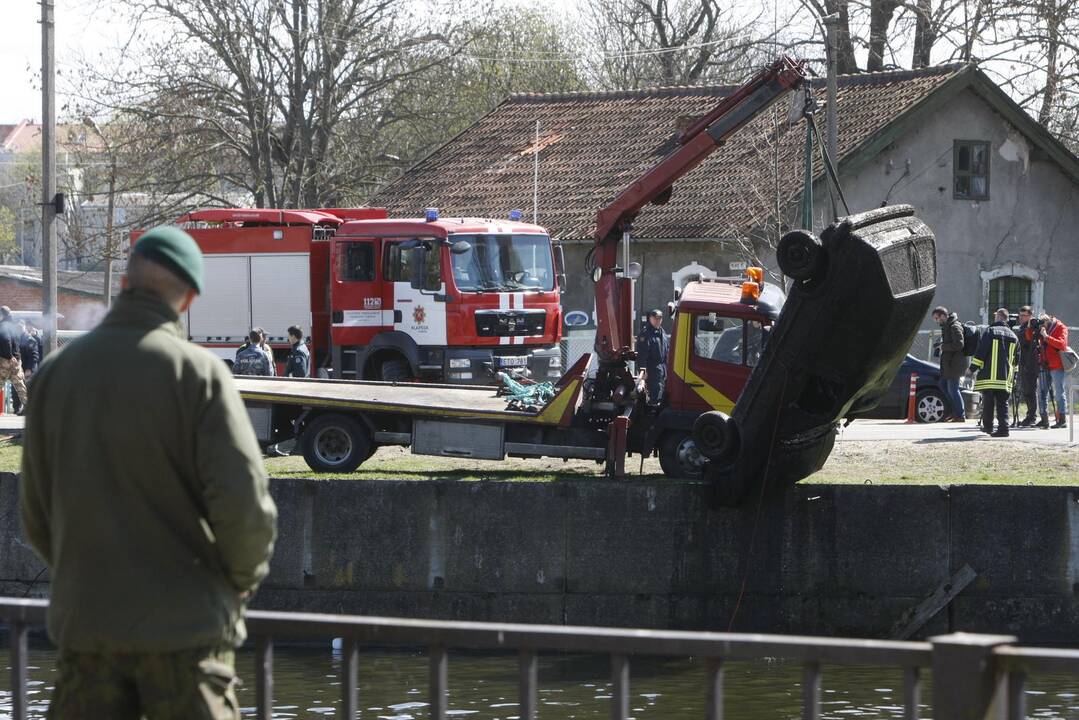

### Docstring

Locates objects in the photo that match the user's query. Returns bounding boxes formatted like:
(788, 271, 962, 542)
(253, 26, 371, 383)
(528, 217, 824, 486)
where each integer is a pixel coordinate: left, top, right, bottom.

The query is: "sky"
(1, 1, 118, 124)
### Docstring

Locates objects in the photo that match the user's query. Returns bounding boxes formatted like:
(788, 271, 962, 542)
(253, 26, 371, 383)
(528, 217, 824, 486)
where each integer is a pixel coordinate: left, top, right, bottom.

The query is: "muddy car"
(691, 205, 937, 506)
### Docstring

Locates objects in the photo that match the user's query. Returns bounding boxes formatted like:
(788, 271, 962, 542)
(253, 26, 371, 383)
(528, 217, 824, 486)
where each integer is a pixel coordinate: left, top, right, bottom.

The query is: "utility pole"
(823, 13, 840, 168)
(41, 0, 58, 355)
(84, 118, 116, 309)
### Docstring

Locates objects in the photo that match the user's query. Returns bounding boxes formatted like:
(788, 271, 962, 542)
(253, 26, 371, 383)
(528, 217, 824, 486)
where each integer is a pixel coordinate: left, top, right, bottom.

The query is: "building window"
(954, 140, 990, 200)
(987, 275, 1031, 317)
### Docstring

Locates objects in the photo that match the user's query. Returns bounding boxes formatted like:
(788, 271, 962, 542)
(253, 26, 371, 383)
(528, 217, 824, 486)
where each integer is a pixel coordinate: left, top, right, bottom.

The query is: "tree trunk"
(1038, 1, 1061, 126)
(825, 0, 858, 73)
(867, 0, 900, 71)
(911, 0, 934, 68)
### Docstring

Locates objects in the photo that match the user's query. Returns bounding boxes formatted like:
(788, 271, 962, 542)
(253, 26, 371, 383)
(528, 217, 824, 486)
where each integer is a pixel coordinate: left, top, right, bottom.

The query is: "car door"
(671, 312, 767, 414)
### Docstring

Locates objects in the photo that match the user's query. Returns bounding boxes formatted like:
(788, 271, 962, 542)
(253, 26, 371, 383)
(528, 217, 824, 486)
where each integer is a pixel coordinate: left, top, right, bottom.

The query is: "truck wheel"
(658, 431, 706, 479)
(692, 411, 738, 461)
(915, 388, 947, 423)
(301, 414, 372, 473)
(777, 230, 824, 282)
(379, 358, 410, 382)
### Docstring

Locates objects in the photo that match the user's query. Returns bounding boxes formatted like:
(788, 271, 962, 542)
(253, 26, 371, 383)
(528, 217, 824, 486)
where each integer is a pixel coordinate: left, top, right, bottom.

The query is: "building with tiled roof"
(375, 63, 1079, 344)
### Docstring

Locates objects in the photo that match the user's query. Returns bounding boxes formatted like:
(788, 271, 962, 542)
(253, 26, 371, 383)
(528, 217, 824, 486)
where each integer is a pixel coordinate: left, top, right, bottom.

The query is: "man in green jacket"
(20, 226, 277, 719)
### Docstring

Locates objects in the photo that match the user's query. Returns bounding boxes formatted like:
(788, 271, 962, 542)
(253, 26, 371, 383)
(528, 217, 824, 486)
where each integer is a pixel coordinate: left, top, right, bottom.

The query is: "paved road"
(840, 418, 1077, 446)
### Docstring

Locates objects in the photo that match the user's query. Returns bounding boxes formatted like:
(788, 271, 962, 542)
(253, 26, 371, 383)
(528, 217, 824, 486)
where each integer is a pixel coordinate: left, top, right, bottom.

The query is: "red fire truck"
(139, 207, 565, 383)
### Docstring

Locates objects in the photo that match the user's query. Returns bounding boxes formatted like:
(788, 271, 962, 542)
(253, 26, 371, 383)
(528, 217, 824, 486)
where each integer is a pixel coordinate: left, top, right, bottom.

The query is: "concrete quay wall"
(2, 474, 1077, 642)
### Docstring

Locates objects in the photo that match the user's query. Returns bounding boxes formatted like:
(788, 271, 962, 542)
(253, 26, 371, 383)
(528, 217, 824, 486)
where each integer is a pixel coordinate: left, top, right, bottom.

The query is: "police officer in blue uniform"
(637, 309, 670, 406)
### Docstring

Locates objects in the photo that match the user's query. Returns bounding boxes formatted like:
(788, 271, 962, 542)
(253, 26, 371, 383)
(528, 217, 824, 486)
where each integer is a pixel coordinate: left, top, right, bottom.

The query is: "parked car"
(848, 354, 980, 422)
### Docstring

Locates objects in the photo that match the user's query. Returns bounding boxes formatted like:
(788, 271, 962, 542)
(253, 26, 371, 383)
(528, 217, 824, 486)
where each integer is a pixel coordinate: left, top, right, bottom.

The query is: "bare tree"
(583, 0, 783, 89)
(71, 0, 464, 209)
(799, 0, 859, 73)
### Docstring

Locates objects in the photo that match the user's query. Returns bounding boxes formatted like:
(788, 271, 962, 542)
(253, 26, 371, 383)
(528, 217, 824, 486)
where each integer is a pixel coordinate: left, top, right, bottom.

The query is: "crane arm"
(591, 56, 806, 368)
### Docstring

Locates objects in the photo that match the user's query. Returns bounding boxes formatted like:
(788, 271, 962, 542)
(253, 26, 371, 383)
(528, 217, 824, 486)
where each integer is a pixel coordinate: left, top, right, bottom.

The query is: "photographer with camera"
(1015, 306, 1040, 426)
(1029, 311, 1070, 428)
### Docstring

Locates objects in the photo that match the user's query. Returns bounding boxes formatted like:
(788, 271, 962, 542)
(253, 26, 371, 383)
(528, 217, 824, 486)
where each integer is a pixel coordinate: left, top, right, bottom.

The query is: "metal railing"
(2, 597, 1077, 719)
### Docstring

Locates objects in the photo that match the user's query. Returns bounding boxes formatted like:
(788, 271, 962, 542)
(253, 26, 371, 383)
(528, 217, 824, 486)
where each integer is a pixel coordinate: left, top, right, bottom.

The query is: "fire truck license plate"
(498, 356, 528, 367)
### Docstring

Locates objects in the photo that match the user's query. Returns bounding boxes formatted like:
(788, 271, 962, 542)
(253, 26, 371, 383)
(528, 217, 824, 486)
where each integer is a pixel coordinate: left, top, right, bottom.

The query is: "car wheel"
(379, 358, 410, 382)
(777, 230, 824, 282)
(301, 414, 372, 473)
(915, 388, 947, 423)
(658, 431, 706, 479)
(692, 411, 738, 461)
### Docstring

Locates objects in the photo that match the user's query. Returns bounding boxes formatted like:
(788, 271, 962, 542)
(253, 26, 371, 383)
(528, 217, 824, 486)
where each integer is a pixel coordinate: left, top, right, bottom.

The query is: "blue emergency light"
(509, 209, 523, 221)
(425, 207, 439, 222)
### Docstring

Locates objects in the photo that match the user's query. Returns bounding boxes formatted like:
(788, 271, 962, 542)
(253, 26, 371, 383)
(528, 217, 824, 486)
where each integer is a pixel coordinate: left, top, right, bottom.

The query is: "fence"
(2, 598, 1077, 720)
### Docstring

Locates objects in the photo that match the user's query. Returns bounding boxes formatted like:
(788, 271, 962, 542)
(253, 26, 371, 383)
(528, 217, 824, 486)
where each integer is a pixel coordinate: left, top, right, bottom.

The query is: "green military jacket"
(20, 290, 277, 652)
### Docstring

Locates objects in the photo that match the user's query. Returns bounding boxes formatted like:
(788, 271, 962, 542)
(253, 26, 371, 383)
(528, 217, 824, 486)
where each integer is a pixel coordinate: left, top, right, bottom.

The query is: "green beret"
(133, 226, 204, 293)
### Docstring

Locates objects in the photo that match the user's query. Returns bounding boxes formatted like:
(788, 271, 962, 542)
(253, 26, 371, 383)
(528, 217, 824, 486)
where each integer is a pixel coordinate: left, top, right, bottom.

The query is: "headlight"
(449, 358, 470, 368)
(548, 356, 561, 368)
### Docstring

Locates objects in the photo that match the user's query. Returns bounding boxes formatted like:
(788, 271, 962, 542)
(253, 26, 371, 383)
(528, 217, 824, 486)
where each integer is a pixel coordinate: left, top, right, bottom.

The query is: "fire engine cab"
(141, 207, 564, 383)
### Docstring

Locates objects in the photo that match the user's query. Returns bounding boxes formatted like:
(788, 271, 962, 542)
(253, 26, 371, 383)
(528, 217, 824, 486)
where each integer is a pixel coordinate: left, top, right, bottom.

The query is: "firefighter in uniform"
(20, 226, 277, 720)
(969, 307, 1018, 437)
(637, 309, 669, 406)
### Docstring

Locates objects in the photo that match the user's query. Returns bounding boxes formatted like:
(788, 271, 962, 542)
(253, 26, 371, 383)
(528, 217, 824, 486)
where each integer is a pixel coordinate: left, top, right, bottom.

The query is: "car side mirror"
(450, 240, 471, 255)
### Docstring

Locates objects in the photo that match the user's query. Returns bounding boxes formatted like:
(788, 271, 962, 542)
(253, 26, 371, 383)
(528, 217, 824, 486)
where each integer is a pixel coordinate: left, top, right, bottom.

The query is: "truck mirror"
(450, 240, 471, 255)
(625, 262, 642, 280)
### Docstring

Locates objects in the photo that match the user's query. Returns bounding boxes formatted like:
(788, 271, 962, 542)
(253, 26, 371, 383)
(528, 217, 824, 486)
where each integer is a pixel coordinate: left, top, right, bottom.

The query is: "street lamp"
(82, 116, 118, 309)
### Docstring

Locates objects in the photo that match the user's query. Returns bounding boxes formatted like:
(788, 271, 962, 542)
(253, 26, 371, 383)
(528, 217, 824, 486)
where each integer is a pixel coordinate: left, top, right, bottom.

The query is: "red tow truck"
(136, 207, 564, 384)
(232, 56, 938, 504)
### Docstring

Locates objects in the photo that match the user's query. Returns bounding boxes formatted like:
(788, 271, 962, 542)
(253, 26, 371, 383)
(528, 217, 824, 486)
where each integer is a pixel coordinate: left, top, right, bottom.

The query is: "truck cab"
(639, 273, 783, 478)
(143, 207, 563, 385)
(321, 212, 564, 383)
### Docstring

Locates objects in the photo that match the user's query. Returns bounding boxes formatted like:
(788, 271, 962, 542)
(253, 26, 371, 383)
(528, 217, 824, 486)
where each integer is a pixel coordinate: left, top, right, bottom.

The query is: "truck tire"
(658, 431, 705, 480)
(379, 358, 410, 382)
(777, 230, 824, 282)
(692, 411, 738, 461)
(915, 388, 947, 423)
(301, 414, 372, 473)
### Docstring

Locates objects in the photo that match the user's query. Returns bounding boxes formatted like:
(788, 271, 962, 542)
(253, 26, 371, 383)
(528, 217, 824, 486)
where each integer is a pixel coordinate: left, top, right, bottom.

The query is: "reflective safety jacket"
(969, 321, 1018, 392)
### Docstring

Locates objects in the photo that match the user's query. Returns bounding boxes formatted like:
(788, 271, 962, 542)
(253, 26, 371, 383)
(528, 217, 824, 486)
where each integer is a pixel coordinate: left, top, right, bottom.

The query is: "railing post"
(611, 653, 629, 720)
(1005, 670, 1026, 720)
(340, 637, 359, 720)
(10, 620, 27, 720)
(429, 644, 448, 720)
(930, 633, 1015, 720)
(255, 635, 274, 720)
(519, 649, 538, 720)
(706, 658, 724, 720)
(802, 662, 821, 720)
(903, 665, 921, 720)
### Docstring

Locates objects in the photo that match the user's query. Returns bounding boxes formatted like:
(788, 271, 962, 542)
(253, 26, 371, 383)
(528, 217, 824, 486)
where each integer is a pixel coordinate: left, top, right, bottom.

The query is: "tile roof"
(0, 265, 120, 297)
(374, 64, 965, 241)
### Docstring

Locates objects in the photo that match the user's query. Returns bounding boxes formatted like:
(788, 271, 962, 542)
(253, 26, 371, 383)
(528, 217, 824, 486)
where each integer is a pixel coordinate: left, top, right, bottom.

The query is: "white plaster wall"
(817, 87, 1079, 328)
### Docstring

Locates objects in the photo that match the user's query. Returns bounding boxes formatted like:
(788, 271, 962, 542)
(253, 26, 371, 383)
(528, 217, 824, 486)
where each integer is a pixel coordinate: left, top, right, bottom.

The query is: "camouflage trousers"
(0, 357, 26, 409)
(48, 646, 239, 720)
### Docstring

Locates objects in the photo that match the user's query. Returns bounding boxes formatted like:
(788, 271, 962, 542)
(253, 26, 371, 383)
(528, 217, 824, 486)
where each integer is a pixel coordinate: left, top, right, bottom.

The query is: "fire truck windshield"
(450, 233, 554, 292)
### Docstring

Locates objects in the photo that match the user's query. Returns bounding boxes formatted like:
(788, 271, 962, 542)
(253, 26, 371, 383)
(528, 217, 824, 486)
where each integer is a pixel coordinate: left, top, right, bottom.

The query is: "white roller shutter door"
(250, 254, 310, 342)
(188, 256, 251, 342)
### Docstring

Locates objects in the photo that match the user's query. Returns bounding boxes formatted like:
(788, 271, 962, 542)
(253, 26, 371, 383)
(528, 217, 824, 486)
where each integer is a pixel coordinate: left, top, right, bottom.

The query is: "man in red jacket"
(1029, 312, 1070, 428)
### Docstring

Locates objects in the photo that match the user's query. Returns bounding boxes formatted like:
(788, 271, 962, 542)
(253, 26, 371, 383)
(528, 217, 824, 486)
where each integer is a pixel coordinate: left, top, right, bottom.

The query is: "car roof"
(678, 280, 782, 320)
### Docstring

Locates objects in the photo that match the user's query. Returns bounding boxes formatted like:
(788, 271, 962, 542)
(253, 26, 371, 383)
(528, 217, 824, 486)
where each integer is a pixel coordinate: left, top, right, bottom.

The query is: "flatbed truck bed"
(237, 355, 612, 473)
